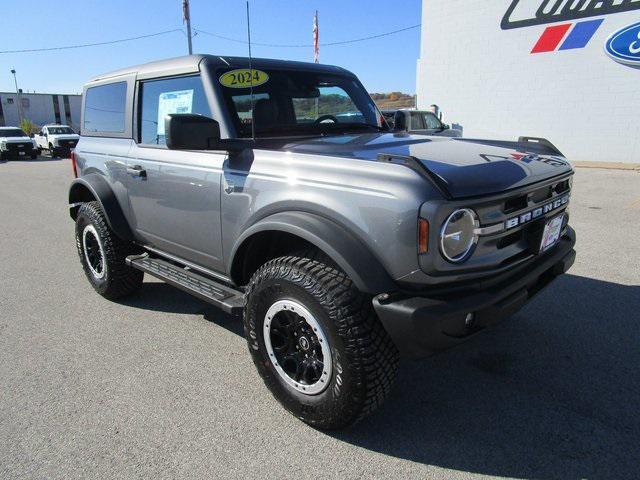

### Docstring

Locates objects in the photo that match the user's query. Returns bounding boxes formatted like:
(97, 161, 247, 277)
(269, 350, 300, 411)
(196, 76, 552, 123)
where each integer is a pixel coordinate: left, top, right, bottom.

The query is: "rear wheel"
(243, 251, 399, 430)
(75, 201, 143, 299)
(49, 144, 57, 158)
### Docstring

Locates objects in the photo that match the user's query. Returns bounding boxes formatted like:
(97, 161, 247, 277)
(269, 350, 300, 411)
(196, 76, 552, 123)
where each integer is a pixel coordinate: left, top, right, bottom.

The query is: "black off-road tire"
(243, 250, 399, 430)
(75, 201, 143, 299)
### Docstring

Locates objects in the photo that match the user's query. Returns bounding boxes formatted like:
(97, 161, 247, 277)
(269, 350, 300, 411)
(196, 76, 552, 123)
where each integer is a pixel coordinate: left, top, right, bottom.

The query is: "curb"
(572, 161, 640, 171)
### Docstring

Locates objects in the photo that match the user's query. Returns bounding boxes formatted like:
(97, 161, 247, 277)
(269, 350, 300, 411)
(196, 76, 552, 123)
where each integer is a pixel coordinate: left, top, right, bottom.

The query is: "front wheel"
(243, 252, 399, 430)
(75, 201, 143, 299)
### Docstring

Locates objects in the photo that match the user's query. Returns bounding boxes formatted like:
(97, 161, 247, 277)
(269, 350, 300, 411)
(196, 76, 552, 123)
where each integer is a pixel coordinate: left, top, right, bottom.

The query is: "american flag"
(313, 10, 319, 63)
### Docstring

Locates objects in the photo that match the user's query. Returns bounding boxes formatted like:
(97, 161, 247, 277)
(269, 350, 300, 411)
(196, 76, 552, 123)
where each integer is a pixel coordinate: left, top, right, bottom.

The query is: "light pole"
(10, 69, 23, 125)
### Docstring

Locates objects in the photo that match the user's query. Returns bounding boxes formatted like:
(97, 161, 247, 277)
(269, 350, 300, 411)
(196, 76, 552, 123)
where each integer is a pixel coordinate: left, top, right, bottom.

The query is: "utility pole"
(183, 0, 193, 54)
(10, 69, 23, 125)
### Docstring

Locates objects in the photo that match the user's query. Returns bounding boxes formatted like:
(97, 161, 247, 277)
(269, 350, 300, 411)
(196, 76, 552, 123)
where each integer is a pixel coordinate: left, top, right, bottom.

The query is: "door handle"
(127, 165, 146, 178)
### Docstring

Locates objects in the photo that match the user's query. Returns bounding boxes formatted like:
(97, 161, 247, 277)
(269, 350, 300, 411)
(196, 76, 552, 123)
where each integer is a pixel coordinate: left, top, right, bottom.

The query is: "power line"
(193, 24, 421, 48)
(0, 23, 421, 55)
(0, 29, 184, 54)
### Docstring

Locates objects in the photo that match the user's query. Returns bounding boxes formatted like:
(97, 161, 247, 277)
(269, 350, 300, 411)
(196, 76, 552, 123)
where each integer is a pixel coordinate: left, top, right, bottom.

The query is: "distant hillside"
(371, 92, 415, 110)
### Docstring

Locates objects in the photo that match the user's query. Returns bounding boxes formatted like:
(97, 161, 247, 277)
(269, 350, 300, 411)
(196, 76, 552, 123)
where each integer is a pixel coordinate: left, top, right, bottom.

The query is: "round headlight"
(440, 208, 478, 263)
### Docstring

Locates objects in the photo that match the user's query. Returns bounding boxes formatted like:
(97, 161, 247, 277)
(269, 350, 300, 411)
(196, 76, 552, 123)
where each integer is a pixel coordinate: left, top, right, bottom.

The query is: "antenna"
(246, 1, 255, 141)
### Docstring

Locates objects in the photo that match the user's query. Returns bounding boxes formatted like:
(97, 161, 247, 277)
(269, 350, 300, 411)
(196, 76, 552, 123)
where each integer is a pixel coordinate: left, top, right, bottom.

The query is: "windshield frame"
(209, 64, 385, 139)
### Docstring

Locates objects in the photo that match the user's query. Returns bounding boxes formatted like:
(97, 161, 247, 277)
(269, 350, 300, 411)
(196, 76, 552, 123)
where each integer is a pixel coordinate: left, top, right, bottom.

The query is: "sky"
(0, 0, 422, 95)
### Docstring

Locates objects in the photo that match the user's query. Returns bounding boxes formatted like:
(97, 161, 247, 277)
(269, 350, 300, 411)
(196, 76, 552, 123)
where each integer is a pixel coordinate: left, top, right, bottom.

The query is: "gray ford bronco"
(69, 55, 576, 429)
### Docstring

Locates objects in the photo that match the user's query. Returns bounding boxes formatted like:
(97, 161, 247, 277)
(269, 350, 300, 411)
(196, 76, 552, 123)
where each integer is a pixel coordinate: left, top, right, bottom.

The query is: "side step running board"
(125, 253, 245, 316)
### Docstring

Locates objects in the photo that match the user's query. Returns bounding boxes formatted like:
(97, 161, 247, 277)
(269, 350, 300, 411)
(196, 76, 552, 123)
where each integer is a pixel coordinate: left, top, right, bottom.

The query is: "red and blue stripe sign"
(531, 18, 604, 54)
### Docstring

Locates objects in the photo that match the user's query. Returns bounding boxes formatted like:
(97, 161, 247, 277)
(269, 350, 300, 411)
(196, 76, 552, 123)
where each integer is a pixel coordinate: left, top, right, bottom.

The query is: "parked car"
(34, 124, 79, 158)
(0, 127, 38, 160)
(69, 55, 576, 429)
(388, 109, 462, 137)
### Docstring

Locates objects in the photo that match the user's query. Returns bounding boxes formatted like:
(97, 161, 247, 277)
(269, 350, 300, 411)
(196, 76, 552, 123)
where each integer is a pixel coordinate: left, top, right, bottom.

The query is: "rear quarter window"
(83, 82, 127, 134)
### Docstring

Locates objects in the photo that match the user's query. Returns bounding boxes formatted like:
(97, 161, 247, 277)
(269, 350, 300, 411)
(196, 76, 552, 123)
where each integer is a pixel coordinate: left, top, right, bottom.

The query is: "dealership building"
(0, 92, 81, 131)
(417, 0, 640, 163)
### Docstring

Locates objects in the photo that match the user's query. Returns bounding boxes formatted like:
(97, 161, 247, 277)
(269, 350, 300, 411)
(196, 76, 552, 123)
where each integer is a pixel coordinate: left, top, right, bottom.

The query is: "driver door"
(126, 74, 226, 272)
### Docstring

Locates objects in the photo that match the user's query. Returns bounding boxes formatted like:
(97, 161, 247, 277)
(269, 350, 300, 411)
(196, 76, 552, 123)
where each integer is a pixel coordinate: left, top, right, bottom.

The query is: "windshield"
(0, 128, 27, 138)
(421, 112, 443, 130)
(47, 127, 74, 134)
(217, 68, 382, 138)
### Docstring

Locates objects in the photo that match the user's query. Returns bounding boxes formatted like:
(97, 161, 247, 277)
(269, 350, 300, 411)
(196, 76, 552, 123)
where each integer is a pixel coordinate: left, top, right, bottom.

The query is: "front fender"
(230, 211, 396, 294)
(68, 173, 133, 241)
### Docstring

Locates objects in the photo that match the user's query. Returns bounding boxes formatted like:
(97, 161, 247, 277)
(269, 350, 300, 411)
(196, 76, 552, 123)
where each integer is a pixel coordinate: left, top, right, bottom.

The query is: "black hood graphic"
(262, 133, 573, 198)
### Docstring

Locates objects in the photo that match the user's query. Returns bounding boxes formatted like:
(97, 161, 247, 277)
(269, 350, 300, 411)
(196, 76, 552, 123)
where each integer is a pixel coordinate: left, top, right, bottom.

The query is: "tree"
(20, 118, 38, 136)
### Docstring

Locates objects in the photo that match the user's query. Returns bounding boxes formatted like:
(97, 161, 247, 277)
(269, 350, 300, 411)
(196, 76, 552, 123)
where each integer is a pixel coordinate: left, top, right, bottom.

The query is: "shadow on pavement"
(118, 273, 639, 478)
(116, 281, 243, 336)
(116, 282, 206, 315)
(1, 156, 67, 163)
(332, 274, 640, 479)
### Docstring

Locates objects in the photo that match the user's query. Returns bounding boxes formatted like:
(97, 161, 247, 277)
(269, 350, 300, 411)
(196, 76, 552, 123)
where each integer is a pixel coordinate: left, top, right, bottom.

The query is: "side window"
(139, 75, 211, 145)
(423, 112, 442, 130)
(84, 82, 127, 133)
(410, 112, 426, 130)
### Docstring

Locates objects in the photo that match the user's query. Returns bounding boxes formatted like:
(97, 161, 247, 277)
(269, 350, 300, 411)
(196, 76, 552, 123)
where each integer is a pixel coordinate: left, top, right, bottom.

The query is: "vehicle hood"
(264, 133, 573, 198)
(1, 136, 33, 143)
(50, 134, 79, 140)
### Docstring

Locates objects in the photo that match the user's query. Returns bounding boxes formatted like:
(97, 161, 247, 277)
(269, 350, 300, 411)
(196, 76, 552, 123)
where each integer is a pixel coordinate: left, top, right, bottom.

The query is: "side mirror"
(165, 114, 250, 153)
(393, 111, 406, 131)
(165, 114, 221, 150)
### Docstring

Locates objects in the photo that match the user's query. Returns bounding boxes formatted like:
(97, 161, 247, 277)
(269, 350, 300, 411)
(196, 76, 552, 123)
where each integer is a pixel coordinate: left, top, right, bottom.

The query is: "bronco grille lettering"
(505, 193, 570, 230)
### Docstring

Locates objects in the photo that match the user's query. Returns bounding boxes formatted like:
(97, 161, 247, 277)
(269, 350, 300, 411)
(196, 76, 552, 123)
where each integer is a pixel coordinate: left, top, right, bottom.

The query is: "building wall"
(0, 92, 81, 131)
(417, 0, 640, 163)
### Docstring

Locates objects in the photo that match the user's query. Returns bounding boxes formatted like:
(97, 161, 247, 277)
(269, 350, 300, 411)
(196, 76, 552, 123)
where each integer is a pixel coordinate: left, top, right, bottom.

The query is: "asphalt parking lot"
(0, 157, 638, 479)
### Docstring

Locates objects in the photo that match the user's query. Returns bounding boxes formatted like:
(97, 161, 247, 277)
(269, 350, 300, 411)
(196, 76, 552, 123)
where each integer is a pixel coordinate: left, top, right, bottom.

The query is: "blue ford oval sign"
(605, 22, 640, 67)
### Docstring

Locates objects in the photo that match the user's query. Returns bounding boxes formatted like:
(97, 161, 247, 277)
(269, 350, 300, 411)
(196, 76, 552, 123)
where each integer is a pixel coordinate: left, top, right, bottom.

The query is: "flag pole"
(313, 10, 319, 117)
(183, 0, 193, 54)
(313, 10, 319, 63)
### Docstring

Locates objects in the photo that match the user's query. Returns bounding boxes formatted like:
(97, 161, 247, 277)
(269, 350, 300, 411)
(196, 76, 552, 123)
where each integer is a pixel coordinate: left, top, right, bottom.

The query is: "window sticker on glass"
(157, 89, 194, 135)
(219, 69, 269, 88)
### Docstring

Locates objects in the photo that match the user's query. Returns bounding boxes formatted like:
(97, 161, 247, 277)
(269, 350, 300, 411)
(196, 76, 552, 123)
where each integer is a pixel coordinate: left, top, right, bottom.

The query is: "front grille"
(6, 143, 33, 155)
(472, 179, 572, 267)
(420, 173, 573, 279)
(58, 140, 77, 148)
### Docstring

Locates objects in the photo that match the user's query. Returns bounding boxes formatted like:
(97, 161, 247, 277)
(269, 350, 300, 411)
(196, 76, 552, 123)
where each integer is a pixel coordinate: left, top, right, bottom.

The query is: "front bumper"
(373, 227, 576, 358)
(1, 143, 35, 158)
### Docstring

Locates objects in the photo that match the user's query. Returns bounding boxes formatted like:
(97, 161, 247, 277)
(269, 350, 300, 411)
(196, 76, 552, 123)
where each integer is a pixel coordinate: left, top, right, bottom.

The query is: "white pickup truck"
(34, 124, 79, 158)
(0, 127, 38, 160)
